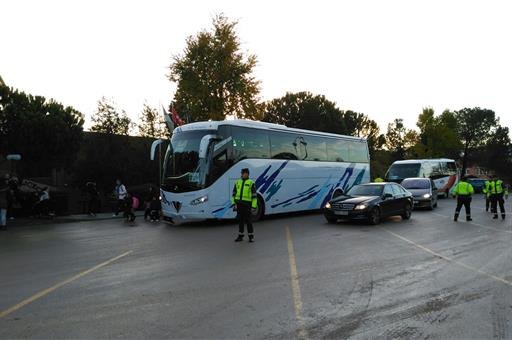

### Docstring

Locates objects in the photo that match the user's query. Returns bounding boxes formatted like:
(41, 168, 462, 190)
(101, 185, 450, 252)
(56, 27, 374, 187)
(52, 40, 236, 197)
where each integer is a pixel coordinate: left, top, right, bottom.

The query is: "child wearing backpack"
(123, 193, 139, 222)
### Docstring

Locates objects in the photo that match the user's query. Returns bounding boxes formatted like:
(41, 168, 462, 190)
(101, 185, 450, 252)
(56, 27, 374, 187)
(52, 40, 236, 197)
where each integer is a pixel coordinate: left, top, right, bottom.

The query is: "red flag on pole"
(171, 105, 185, 126)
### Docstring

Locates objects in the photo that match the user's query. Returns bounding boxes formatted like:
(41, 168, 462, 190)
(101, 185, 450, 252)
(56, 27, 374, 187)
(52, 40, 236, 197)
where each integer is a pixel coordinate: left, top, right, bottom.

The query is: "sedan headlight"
(190, 195, 208, 205)
(325, 202, 332, 209)
(354, 203, 368, 210)
(422, 193, 431, 199)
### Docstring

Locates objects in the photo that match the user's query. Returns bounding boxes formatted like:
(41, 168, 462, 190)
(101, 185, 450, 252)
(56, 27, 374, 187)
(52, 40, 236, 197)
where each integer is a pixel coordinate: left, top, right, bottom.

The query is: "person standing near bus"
(452, 176, 474, 222)
(374, 175, 384, 183)
(113, 179, 127, 216)
(0, 174, 9, 230)
(488, 175, 507, 220)
(232, 168, 258, 243)
(483, 178, 491, 212)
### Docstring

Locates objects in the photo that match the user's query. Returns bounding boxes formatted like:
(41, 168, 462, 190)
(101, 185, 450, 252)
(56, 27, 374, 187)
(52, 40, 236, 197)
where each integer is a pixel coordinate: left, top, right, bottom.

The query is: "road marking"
(381, 228, 512, 287)
(0, 250, 133, 318)
(432, 212, 512, 234)
(285, 226, 308, 340)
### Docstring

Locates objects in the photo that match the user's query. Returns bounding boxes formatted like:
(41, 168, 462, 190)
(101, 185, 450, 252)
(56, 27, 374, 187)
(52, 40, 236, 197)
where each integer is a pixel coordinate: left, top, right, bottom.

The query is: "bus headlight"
(190, 195, 208, 205)
(354, 203, 368, 210)
(325, 202, 332, 209)
(423, 193, 431, 199)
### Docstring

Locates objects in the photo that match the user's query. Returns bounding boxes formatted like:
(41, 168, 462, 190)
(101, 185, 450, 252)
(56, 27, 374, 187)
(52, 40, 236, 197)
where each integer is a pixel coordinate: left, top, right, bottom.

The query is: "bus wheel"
(252, 196, 265, 222)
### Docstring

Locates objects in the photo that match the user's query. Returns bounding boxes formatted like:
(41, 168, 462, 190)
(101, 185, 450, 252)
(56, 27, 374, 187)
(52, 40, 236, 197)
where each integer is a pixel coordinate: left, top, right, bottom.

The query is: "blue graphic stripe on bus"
(308, 175, 334, 209)
(271, 185, 320, 208)
(212, 201, 233, 217)
(256, 161, 289, 194)
(265, 179, 283, 202)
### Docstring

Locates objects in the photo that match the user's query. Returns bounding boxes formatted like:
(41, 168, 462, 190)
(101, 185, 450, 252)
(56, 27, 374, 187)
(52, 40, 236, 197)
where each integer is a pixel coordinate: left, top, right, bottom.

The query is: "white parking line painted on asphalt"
(0, 250, 133, 318)
(285, 226, 309, 340)
(432, 212, 512, 234)
(381, 228, 512, 287)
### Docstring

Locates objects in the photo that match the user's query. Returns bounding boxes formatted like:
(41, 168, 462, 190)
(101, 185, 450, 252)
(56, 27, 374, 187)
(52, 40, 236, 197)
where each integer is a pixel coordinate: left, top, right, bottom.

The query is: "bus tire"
(252, 196, 265, 222)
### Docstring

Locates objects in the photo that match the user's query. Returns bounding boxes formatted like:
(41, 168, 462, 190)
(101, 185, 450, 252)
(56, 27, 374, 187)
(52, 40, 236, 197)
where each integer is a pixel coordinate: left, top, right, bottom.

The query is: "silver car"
(401, 177, 438, 210)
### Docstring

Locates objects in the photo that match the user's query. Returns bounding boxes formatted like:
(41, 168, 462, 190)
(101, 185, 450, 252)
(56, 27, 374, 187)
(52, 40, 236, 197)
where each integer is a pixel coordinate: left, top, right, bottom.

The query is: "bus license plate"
(335, 210, 349, 216)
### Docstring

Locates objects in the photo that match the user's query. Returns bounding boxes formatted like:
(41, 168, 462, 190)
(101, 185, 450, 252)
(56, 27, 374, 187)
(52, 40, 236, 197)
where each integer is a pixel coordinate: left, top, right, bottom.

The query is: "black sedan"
(324, 182, 413, 225)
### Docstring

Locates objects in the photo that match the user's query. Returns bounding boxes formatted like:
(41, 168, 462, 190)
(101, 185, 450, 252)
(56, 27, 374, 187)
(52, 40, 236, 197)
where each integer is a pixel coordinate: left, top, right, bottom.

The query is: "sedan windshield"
(347, 185, 383, 197)
(401, 179, 430, 189)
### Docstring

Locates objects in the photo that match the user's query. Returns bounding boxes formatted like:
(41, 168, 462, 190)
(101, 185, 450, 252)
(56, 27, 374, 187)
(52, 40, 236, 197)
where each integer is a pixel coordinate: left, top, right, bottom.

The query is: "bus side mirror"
(198, 134, 220, 159)
(150, 139, 165, 160)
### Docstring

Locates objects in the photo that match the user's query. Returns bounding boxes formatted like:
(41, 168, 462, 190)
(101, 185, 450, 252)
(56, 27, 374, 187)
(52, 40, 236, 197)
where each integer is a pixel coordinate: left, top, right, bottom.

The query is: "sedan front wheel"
(401, 203, 412, 220)
(369, 207, 381, 225)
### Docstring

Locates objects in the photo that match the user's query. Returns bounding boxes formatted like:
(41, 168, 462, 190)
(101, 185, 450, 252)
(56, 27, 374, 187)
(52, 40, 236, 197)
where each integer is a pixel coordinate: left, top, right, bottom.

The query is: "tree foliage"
(455, 107, 497, 174)
(138, 103, 167, 138)
(0, 79, 84, 175)
(412, 108, 462, 159)
(385, 118, 419, 161)
(263, 92, 349, 134)
(91, 97, 133, 135)
(169, 14, 262, 121)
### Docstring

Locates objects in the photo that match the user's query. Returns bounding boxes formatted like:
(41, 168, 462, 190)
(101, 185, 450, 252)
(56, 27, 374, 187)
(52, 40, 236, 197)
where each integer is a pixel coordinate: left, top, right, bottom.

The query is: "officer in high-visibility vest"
(374, 175, 384, 183)
(452, 176, 474, 222)
(488, 175, 508, 220)
(483, 179, 491, 212)
(232, 168, 258, 242)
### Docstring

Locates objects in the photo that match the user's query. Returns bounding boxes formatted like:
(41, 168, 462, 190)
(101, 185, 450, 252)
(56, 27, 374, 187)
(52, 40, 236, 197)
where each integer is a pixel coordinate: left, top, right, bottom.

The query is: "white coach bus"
(385, 158, 458, 196)
(160, 120, 370, 222)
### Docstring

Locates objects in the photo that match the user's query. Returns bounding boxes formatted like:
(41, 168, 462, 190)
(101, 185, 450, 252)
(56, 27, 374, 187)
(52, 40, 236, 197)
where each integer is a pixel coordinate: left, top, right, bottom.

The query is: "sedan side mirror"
(382, 193, 393, 200)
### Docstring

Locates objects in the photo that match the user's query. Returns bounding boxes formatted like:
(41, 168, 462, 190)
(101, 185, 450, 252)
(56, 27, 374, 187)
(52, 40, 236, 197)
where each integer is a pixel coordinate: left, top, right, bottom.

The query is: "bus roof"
(391, 158, 455, 164)
(174, 119, 366, 142)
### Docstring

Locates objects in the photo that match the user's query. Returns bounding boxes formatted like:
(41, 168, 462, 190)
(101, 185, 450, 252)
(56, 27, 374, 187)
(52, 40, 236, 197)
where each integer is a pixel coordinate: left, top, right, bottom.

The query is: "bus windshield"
(386, 163, 421, 180)
(162, 130, 215, 193)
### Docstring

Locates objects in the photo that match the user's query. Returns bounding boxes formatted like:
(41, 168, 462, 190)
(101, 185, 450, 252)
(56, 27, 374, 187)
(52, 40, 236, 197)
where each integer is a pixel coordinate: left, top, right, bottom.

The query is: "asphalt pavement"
(1, 194, 512, 339)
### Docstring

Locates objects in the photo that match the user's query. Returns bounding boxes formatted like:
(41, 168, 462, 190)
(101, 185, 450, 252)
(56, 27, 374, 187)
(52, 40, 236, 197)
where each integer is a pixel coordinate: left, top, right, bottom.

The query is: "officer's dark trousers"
(486, 196, 490, 211)
(454, 195, 471, 220)
(237, 201, 253, 235)
(491, 193, 505, 217)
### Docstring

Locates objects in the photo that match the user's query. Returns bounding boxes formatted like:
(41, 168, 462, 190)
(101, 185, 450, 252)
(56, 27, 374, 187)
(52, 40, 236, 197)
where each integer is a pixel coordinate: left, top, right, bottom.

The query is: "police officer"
(232, 168, 258, 242)
(452, 176, 474, 222)
(374, 175, 384, 183)
(483, 179, 491, 212)
(488, 175, 507, 220)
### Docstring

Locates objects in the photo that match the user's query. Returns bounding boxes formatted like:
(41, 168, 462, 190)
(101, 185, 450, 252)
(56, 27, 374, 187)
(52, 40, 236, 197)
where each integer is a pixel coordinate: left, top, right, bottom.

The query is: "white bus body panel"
(161, 159, 370, 221)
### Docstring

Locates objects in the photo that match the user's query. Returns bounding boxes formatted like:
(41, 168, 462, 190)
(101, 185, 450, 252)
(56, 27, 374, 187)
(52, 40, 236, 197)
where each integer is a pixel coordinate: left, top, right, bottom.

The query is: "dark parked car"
(324, 182, 413, 225)
(401, 177, 438, 210)
(467, 178, 486, 193)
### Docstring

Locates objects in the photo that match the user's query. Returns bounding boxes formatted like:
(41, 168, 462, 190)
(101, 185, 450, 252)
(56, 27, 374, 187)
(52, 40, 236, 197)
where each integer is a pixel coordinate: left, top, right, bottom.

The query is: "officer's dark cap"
(241, 168, 250, 174)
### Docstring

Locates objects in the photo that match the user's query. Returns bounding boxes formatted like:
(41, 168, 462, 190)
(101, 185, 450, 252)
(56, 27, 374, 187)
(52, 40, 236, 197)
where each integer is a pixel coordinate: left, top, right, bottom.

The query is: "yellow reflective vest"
(486, 179, 507, 195)
(374, 177, 384, 183)
(452, 181, 474, 196)
(232, 179, 258, 208)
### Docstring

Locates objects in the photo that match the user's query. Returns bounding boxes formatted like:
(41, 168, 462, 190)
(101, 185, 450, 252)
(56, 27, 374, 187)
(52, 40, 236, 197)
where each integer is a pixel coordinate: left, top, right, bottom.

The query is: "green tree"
(477, 125, 512, 179)
(138, 102, 167, 138)
(91, 97, 133, 135)
(385, 118, 419, 161)
(412, 108, 461, 159)
(455, 107, 497, 175)
(263, 92, 348, 134)
(169, 14, 262, 121)
(0, 80, 84, 175)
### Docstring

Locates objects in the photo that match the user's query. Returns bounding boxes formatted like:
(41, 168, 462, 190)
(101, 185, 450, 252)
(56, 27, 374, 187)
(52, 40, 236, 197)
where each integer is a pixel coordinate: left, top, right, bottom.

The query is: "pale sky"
(1, 0, 511, 133)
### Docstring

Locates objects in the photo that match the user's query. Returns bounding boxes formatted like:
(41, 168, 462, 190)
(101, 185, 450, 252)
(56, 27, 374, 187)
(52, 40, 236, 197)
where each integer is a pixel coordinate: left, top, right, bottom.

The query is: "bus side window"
(207, 150, 229, 186)
(270, 132, 299, 160)
(327, 139, 348, 162)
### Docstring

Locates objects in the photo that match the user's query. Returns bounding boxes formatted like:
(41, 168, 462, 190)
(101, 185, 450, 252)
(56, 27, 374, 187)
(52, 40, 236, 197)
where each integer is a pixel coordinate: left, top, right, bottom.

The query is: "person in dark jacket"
(149, 194, 162, 222)
(86, 182, 100, 216)
(1, 174, 9, 230)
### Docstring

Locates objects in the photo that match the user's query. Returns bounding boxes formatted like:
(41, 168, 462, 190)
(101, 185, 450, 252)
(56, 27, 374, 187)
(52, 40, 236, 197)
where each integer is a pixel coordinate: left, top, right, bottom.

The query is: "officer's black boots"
(493, 214, 498, 219)
(248, 234, 254, 243)
(454, 214, 458, 222)
(466, 216, 472, 221)
(235, 234, 244, 242)
(502, 214, 506, 220)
